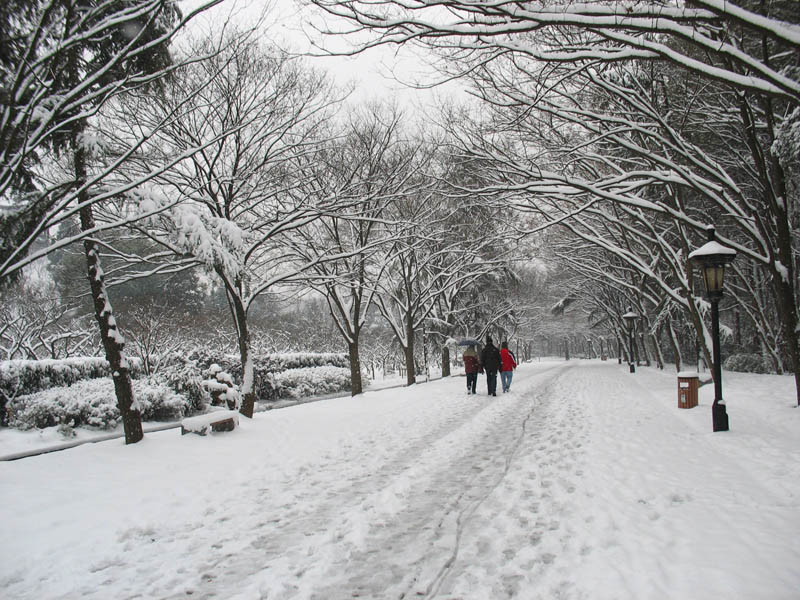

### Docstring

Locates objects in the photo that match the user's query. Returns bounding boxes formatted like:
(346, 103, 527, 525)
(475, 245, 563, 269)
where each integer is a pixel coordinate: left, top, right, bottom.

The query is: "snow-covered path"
(1, 360, 798, 599)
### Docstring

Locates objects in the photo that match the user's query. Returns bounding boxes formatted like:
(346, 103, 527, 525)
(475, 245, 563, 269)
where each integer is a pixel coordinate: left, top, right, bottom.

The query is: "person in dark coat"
(462, 344, 482, 394)
(500, 340, 517, 393)
(480, 336, 502, 396)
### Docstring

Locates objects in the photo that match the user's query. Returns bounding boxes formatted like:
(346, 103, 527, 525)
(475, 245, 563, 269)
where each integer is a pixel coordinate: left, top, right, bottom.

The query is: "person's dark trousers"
(466, 372, 477, 393)
(486, 370, 498, 395)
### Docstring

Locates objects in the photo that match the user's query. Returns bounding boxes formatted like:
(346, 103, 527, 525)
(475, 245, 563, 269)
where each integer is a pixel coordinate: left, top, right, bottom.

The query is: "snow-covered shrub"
(260, 352, 350, 371)
(184, 348, 348, 373)
(0, 356, 143, 402)
(202, 364, 240, 409)
(168, 350, 259, 398)
(57, 422, 77, 438)
(273, 366, 351, 399)
(135, 378, 194, 422)
(179, 349, 348, 401)
(723, 353, 771, 374)
(156, 354, 210, 414)
(7, 377, 193, 430)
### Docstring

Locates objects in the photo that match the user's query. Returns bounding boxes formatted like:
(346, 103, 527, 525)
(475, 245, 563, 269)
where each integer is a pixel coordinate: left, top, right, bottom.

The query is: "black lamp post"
(622, 310, 638, 373)
(689, 226, 737, 432)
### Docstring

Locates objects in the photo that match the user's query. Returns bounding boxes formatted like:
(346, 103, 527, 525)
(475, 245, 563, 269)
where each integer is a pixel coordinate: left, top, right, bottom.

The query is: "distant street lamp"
(689, 226, 737, 432)
(622, 310, 638, 373)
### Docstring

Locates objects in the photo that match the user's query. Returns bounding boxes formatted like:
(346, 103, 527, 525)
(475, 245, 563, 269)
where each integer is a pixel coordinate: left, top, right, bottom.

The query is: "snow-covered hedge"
(184, 349, 349, 374)
(724, 353, 772, 374)
(157, 356, 211, 411)
(7, 377, 196, 430)
(273, 366, 352, 399)
(2, 351, 352, 430)
(0, 357, 143, 402)
(164, 349, 350, 401)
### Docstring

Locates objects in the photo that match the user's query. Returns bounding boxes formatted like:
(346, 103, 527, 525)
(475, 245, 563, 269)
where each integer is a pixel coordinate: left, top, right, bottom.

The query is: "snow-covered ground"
(1, 359, 798, 599)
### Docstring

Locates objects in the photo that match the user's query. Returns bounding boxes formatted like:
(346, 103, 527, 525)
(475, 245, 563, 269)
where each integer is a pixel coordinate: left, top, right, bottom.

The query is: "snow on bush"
(202, 364, 240, 409)
(273, 366, 352, 399)
(2, 352, 353, 430)
(157, 354, 211, 413)
(7, 377, 194, 430)
(724, 353, 772, 374)
(167, 349, 350, 401)
(0, 356, 143, 402)
(185, 349, 349, 374)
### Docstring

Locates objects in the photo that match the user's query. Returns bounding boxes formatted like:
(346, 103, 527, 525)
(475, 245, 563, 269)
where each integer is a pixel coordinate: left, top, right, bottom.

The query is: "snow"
(180, 410, 239, 435)
(1, 360, 798, 599)
(775, 260, 789, 284)
(242, 355, 254, 399)
(688, 240, 737, 259)
(76, 131, 105, 157)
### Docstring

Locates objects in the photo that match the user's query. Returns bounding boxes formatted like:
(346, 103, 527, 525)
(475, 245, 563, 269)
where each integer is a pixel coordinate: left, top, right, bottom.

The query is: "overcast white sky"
(181, 0, 463, 111)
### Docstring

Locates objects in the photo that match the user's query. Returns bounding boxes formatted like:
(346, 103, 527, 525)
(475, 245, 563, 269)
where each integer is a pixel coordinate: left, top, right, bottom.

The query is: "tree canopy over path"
(307, 0, 800, 402)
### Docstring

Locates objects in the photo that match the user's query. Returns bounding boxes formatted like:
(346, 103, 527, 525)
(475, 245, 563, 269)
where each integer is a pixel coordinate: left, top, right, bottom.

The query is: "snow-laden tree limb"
(307, 0, 800, 101)
(0, 0, 230, 280)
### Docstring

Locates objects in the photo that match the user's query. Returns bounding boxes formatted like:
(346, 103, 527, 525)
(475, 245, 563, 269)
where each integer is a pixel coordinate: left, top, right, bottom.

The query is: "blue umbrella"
(457, 339, 480, 347)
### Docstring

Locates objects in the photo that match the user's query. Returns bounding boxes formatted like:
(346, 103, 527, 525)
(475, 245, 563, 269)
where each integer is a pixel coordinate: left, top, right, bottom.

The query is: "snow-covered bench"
(180, 410, 239, 436)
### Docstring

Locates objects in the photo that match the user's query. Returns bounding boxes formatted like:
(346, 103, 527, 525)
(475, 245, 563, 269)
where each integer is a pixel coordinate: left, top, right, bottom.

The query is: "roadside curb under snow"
(0, 378, 425, 462)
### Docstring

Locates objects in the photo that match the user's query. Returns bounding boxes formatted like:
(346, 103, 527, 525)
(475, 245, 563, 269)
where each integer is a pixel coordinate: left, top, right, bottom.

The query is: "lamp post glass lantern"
(622, 310, 638, 373)
(688, 226, 736, 432)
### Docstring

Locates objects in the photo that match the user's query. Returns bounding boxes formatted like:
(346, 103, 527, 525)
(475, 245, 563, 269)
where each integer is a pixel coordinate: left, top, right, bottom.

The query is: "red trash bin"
(677, 372, 699, 409)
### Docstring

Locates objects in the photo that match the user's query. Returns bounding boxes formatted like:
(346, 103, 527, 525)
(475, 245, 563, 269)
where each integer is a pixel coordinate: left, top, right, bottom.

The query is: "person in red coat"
(462, 344, 482, 394)
(499, 340, 517, 393)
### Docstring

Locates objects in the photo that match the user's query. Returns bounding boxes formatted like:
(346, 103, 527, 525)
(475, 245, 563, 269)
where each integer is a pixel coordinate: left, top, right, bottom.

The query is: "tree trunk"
(668, 320, 683, 373)
(639, 332, 651, 367)
(74, 134, 142, 444)
(348, 340, 363, 395)
(80, 217, 143, 444)
(651, 331, 664, 370)
(404, 343, 416, 386)
(441, 346, 450, 377)
(773, 273, 800, 405)
(422, 326, 429, 381)
(223, 287, 255, 418)
(404, 314, 416, 385)
(739, 94, 799, 405)
(239, 320, 256, 419)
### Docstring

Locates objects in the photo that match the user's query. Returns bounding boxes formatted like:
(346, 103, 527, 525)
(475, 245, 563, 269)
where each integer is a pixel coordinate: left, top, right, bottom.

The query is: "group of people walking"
(462, 336, 517, 396)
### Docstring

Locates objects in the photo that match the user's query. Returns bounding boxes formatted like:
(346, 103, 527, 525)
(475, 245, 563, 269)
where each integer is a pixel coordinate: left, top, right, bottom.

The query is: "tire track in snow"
(419, 373, 560, 599)
(193, 387, 531, 600)
(430, 363, 590, 599)
(57, 363, 568, 600)
(290, 364, 571, 600)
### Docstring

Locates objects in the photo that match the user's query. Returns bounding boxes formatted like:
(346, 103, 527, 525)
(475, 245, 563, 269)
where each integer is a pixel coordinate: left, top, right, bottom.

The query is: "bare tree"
(109, 34, 345, 417)
(308, 0, 799, 103)
(0, 0, 226, 276)
(1, 0, 230, 443)
(285, 104, 421, 395)
(121, 302, 190, 376)
(306, 0, 800, 402)
(0, 274, 92, 360)
(373, 182, 512, 385)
